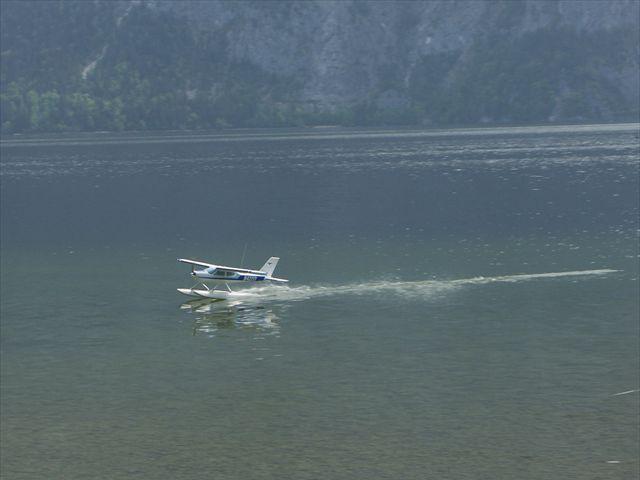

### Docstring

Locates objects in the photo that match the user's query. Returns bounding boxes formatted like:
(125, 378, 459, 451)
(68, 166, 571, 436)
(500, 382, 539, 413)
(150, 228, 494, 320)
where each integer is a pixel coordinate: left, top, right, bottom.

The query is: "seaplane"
(177, 257, 288, 299)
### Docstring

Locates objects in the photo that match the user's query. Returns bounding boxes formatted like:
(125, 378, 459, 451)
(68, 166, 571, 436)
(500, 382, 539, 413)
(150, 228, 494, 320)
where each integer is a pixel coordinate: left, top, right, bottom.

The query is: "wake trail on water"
(223, 269, 620, 304)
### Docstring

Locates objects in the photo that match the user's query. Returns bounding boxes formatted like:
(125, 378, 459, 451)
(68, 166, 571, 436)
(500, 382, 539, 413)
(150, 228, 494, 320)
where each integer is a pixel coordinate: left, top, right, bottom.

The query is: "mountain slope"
(1, 0, 638, 133)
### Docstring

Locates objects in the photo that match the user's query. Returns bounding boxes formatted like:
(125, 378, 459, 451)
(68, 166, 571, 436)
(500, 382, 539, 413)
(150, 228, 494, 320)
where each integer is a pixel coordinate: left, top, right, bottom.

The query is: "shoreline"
(2, 121, 638, 148)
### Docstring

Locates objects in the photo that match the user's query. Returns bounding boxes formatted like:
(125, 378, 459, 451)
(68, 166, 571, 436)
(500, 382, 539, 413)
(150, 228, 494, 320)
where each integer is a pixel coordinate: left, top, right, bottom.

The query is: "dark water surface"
(1, 124, 638, 479)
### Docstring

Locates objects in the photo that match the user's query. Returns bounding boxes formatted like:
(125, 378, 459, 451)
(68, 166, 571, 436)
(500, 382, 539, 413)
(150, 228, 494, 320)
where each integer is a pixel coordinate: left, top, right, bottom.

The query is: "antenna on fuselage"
(240, 243, 248, 268)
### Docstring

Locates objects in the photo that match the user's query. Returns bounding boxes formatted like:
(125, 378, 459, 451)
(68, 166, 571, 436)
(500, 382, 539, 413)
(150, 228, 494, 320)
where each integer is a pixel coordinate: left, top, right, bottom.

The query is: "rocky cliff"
(1, 0, 638, 132)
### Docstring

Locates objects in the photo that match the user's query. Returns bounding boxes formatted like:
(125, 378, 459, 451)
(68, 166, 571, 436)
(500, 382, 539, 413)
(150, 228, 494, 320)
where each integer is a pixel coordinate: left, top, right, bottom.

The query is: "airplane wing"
(178, 258, 216, 269)
(178, 259, 265, 275)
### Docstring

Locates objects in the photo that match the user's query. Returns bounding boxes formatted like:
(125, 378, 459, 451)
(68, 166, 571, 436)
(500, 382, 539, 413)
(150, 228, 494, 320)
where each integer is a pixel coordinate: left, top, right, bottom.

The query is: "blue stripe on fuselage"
(200, 275, 266, 281)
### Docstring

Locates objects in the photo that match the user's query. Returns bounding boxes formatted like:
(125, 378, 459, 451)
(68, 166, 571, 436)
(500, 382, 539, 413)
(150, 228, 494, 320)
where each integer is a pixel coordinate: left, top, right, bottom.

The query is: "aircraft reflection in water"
(180, 298, 281, 337)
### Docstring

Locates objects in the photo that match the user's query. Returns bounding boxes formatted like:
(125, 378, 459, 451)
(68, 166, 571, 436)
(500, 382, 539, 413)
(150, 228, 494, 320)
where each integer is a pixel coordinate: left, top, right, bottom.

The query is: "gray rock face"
(150, 0, 638, 115)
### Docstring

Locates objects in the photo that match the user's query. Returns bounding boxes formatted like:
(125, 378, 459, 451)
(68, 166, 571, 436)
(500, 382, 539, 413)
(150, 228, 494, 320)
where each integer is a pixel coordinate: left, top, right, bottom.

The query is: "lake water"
(1, 124, 638, 479)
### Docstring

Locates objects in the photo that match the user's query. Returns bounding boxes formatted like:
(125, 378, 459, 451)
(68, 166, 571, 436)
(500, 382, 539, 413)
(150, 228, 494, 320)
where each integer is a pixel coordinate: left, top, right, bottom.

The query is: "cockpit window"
(211, 270, 234, 277)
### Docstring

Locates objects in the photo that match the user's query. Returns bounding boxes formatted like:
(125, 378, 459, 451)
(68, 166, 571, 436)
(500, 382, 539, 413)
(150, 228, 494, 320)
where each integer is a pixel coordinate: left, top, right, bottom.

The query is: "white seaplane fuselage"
(177, 257, 287, 299)
(189, 267, 278, 285)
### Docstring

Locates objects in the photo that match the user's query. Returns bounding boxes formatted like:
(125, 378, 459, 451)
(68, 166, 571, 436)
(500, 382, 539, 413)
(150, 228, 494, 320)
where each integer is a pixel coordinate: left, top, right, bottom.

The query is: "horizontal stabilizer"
(268, 276, 288, 283)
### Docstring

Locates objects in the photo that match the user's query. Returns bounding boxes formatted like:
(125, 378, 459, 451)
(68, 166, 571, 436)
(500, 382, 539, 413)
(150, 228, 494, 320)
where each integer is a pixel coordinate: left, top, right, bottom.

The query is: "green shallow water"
(1, 124, 638, 479)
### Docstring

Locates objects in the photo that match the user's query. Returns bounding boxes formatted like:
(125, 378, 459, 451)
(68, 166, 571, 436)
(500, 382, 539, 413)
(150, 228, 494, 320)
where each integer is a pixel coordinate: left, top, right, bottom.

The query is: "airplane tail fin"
(260, 257, 279, 276)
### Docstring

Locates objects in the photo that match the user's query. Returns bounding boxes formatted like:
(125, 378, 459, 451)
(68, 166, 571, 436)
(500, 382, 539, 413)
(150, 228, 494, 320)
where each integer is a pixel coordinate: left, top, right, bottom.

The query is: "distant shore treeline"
(1, 1, 638, 134)
(0, 79, 426, 133)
